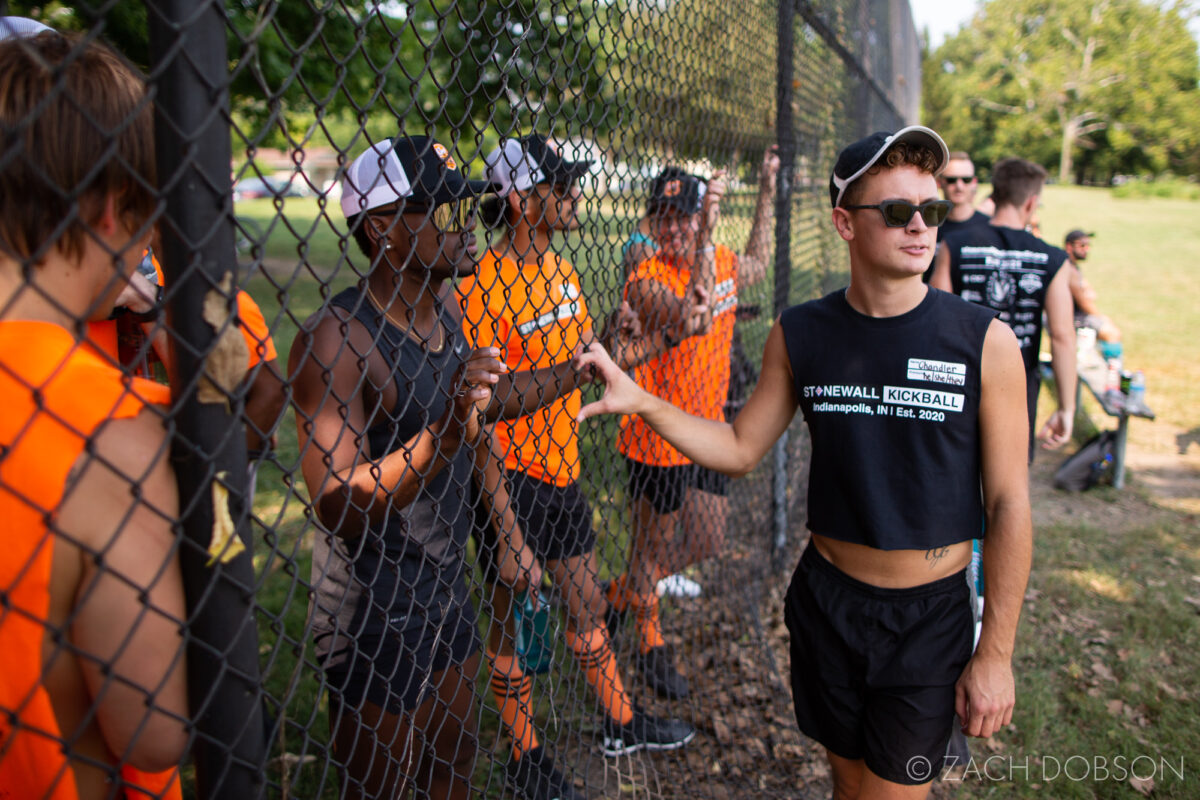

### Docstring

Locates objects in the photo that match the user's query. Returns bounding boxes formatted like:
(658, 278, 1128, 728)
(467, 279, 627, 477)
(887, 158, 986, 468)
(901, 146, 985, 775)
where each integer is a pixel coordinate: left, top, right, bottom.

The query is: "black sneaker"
(636, 645, 689, 700)
(601, 707, 696, 757)
(505, 746, 586, 800)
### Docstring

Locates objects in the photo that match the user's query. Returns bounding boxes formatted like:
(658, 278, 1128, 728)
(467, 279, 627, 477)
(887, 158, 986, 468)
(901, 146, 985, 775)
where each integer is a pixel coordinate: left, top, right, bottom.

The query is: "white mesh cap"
(484, 139, 544, 197)
(0, 16, 53, 40)
(339, 141, 414, 218)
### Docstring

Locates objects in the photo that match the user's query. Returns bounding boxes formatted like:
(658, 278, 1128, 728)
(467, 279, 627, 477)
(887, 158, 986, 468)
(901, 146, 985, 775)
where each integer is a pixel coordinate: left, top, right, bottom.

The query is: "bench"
(1042, 353, 1155, 489)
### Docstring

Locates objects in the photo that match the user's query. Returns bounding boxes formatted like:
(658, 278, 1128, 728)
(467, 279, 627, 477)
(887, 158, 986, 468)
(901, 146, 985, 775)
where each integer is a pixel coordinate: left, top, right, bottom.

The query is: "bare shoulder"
(58, 407, 178, 554)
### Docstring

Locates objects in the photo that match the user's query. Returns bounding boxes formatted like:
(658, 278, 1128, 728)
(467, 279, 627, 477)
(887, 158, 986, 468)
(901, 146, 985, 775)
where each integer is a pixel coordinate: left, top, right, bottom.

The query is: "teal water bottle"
(514, 590, 554, 674)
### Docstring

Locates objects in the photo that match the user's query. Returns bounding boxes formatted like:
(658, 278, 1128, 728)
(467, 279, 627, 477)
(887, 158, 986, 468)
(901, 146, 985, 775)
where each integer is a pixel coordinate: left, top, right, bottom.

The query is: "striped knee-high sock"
(564, 626, 634, 725)
(487, 650, 539, 759)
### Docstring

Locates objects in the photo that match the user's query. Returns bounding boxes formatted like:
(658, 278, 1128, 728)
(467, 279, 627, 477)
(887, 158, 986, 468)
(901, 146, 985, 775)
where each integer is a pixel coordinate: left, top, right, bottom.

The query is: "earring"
(384, 243, 393, 250)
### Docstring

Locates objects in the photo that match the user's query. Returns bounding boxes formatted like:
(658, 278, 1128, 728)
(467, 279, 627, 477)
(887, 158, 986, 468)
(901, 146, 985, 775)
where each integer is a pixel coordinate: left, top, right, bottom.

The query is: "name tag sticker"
(906, 358, 967, 387)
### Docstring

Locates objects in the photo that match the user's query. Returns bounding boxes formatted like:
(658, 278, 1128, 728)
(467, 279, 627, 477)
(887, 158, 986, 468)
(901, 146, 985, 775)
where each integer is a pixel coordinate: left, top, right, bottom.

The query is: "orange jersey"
(86, 289, 276, 370)
(0, 320, 173, 800)
(617, 245, 739, 467)
(459, 249, 593, 486)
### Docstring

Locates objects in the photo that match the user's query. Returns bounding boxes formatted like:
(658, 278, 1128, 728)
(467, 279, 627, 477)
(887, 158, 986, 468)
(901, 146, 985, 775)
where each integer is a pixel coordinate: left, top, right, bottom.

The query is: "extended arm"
(737, 146, 780, 290)
(955, 320, 1033, 738)
(290, 312, 502, 535)
(1039, 267, 1077, 448)
(576, 319, 798, 477)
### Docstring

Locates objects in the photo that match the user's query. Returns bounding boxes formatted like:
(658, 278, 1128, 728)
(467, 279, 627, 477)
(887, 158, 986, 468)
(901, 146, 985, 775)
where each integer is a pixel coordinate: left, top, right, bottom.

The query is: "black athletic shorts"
(624, 456, 730, 515)
(323, 578, 479, 716)
(784, 541, 974, 785)
(474, 470, 595, 583)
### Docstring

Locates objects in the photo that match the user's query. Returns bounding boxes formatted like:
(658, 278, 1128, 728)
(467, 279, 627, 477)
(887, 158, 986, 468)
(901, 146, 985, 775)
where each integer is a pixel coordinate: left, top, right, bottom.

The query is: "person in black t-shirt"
(575, 127, 1033, 799)
(931, 157, 1077, 455)
(922, 150, 988, 283)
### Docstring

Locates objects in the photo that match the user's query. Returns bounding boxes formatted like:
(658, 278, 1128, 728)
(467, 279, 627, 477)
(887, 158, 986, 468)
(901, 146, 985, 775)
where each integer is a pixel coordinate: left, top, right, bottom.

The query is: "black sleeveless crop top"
(780, 288, 995, 550)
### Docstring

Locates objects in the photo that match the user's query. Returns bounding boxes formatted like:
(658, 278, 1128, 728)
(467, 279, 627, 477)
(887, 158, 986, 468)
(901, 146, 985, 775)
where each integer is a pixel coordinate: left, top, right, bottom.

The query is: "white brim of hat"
(832, 125, 949, 208)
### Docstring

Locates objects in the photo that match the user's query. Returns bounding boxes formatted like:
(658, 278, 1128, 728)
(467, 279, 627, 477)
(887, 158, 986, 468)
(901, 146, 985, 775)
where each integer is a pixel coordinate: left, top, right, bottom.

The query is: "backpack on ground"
(1053, 431, 1118, 491)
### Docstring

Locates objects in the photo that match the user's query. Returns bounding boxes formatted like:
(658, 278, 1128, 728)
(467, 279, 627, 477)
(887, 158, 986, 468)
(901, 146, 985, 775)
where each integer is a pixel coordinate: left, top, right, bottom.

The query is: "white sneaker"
(655, 574, 702, 598)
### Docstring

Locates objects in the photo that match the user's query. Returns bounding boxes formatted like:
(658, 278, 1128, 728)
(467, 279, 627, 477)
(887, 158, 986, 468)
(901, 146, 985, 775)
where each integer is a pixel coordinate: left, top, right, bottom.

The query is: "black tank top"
(781, 288, 994, 550)
(945, 224, 1066, 376)
(312, 286, 473, 658)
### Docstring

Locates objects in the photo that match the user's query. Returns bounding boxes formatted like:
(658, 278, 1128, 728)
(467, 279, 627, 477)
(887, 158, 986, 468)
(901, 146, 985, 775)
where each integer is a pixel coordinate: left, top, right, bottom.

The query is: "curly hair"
(840, 141, 941, 207)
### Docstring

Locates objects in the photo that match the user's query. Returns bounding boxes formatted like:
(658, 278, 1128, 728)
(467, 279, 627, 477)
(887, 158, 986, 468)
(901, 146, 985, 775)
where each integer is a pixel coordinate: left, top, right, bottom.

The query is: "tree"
(9, 1, 623, 165)
(922, 0, 1200, 182)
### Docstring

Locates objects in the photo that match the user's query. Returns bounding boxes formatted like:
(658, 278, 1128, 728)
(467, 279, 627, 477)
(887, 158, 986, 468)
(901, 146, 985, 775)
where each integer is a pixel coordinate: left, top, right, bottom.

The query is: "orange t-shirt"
(459, 249, 593, 486)
(86, 289, 276, 370)
(0, 321, 176, 800)
(617, 245, 739, 467)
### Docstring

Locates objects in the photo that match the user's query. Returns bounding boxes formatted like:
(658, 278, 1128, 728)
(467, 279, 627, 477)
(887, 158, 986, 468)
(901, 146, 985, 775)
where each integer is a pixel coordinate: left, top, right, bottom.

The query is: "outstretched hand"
(574, 343, 649, 422)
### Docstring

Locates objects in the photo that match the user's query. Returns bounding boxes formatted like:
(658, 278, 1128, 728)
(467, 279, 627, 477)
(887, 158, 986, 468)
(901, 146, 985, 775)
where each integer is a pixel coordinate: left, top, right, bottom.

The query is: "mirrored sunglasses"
(372, 196, 492, 232)
(843, 199, 951, 228)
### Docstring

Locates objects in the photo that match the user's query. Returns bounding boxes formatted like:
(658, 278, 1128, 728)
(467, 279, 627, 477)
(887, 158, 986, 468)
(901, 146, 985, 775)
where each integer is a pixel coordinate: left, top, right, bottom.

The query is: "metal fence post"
(146, 2, 267, 797)
(771, 0, 797, 567)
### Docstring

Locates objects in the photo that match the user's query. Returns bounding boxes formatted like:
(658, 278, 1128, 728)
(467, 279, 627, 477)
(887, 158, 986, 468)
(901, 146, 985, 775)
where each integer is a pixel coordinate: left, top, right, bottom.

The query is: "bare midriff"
(811, 534, 972, 588)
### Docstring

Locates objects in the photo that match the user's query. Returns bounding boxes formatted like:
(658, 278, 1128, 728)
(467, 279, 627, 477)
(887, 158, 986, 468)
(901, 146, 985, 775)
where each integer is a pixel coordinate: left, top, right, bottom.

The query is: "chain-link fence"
(1, 1, 917, 797)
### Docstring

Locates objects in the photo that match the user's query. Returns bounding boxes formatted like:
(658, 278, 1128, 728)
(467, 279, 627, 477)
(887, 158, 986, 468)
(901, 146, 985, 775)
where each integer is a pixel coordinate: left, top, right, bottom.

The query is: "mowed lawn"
(232, 185, 1200, 798)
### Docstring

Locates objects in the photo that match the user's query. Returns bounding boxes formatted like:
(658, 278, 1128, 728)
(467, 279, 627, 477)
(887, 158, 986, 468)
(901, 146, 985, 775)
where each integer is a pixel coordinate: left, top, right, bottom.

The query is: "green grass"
(230, 185, 1200, 798)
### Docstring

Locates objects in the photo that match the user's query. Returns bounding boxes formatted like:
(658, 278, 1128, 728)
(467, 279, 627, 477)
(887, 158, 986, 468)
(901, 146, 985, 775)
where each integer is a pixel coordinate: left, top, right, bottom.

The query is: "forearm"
(473, 434, 530, 556)
(488, 363, 584, 421)
(636, 392, 757, 477)
(744, 184, 775, 266)
(1050, 330, 1078, 413)
(977, 495, 1032, 659)
(318, 426, 460, 533)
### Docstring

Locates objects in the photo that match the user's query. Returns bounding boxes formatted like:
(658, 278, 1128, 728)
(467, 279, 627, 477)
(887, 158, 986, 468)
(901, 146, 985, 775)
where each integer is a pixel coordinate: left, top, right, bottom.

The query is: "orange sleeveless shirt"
(459, 250, 593, 486)
(0, 320, 178, 800)
(617, 245, 739, 467)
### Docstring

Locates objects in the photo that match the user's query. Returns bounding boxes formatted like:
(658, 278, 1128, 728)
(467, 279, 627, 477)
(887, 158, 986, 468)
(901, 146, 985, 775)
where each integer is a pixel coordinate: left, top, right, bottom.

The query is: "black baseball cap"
(1065, 229, 1094, 244)
(829, 125, 949, 208)
(340, 135, 495, 217)
(647, 167, 706, 216)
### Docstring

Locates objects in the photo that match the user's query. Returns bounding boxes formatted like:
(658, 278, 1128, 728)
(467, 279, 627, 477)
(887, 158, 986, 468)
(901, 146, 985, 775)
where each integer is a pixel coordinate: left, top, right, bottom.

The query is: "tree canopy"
(921, 0, 1200, 183)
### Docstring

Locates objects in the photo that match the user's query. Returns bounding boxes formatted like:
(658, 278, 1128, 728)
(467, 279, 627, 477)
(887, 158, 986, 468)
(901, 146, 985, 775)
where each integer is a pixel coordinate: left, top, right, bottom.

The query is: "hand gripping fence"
(0, 1, 919, 797)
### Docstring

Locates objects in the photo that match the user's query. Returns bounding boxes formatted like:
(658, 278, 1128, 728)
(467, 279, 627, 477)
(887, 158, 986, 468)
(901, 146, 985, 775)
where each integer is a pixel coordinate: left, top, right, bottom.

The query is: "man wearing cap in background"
(932, 157, 1077, 458)
(461, 134, 699, 799)
(606, 151, 777, 703)
(290, 135, 509, 800)
(575, 125, 1033, 799)
(1064, 229, 1122, 354)
(923, 150, 989, 282)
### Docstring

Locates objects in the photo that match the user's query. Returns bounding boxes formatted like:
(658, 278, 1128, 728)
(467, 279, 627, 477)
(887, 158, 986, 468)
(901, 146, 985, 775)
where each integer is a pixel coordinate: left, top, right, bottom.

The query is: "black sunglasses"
(843, 199, 951, 228)
(941, 175, 976, 185)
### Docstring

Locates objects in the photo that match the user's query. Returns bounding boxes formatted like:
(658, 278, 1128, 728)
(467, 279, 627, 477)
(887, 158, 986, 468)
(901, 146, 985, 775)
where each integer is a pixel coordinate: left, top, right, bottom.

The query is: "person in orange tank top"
(609, 150, 778, 700)
(460, 135, 704, 796)
(0, 29, 188, 800)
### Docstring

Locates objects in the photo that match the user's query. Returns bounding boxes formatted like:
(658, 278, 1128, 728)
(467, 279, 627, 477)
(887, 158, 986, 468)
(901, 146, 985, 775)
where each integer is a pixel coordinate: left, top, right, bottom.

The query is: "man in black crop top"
(931, 157, 1077, 456)
(290, 136, 513, 800)
(576, 126, 1033, 798)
